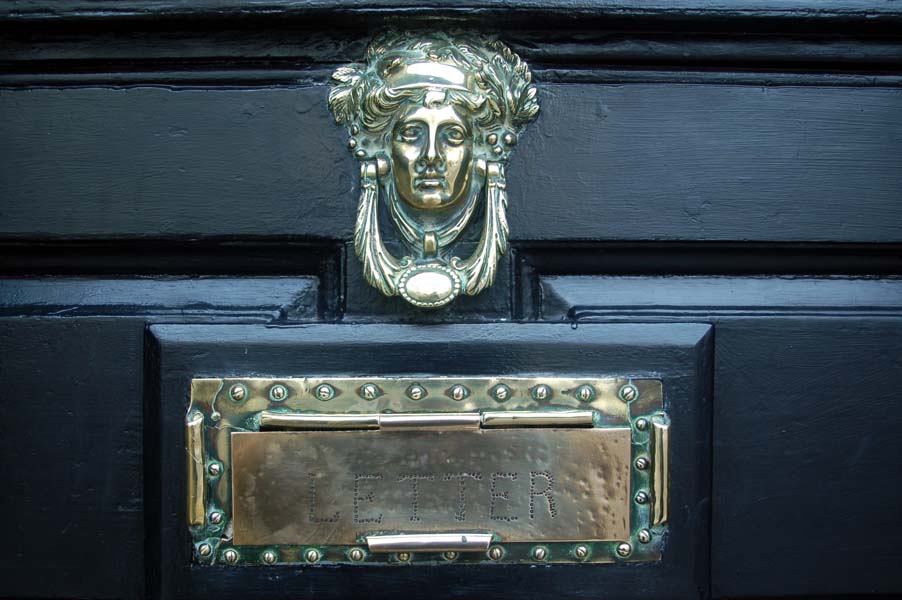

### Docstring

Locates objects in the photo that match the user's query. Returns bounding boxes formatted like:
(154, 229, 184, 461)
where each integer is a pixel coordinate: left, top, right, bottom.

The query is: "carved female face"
(390, 103, 473, 210)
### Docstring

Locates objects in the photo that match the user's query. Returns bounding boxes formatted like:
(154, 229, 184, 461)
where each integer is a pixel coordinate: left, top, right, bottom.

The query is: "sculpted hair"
(329, 31, 538, 147)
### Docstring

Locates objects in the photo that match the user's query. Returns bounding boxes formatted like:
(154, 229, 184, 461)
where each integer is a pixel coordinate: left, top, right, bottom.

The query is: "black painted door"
(2, 2, 901, 599)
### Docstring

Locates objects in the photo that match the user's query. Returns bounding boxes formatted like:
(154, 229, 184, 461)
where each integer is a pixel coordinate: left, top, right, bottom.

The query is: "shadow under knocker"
(328, 31, 539, 308)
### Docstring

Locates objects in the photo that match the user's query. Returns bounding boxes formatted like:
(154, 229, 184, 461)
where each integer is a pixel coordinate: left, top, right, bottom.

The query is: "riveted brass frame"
(187, 376, 669, 566)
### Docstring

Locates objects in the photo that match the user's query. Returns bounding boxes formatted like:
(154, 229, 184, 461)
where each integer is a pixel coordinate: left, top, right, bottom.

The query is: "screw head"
(634, 456, 650, 471)
(618, 383, 639, 402)
(449, 384, 470, 401)
(532, 546, 547, 561)
(575, 384, 596, 402)
(228, 384, 246, 402)
(314, 384, 335, 401)
(635, 491, 650, 505)
(574, 545, 589, 559)
(261, 550, 278, 564)
(209, 511, 223, 525)
(359, 383, 381, 400)
(487, 546, 504, 560)
(443, 551, 459, 561)
(397, 552, 411, 562)
(208, 462, 222, 477)
(223, 549, 239, 564)
(406, 383, 427, 401)
(304, 548, 320, 563)
(638, 529, 652, 544)
(197, 543, 213, 557)
(269, 384, 287, 401)
(616, 542, 632, 557)
(491, 384, 511, 402)
(635, 418, 649, 431)
(348, 548, 365, 562)
(531, 384, 552, 402)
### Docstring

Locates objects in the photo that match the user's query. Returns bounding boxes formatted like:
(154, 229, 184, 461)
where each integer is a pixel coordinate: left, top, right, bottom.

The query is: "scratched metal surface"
(231, 428, 631, 546)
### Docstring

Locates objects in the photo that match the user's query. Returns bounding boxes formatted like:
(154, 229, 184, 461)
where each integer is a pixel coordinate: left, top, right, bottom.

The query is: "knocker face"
(328, 32, 539, 308)
(390, 103, 474, 210)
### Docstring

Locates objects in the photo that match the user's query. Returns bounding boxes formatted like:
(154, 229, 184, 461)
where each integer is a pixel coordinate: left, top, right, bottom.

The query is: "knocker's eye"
(398, 124, 423, 143)
(443, 126, 466, 146)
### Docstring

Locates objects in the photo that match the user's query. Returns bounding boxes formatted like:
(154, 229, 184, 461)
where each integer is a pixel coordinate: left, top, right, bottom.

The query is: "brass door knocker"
(329, 32, 539, 308)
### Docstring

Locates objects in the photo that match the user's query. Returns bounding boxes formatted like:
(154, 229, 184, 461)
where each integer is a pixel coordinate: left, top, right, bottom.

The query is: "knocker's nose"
(416, 153, 445, 173)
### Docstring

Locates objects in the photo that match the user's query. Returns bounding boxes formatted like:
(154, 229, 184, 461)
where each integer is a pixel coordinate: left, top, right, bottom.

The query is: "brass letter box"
(186, 376, 669, 565)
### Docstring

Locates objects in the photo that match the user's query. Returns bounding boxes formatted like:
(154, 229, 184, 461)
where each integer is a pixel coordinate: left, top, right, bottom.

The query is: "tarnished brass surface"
(231, 428, 631, 546)
(328, 33, 540, 308)
(185, 411, 205, 527)
(186, 375, 668, 565)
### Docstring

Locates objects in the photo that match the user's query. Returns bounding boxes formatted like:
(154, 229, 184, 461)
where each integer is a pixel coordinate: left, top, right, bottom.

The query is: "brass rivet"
(531, 384, 552, 402)
(618, 383, 639, 402)
(532, 546, 547, 561)
(406, 383, 427, 401)
(348, 138, 358, 150)
(397, 552, 411, 562)
(487, 546, 504, 560)
(443, 551, 459, 561)
(351, 125, 359, 135)
(349, 548, 365, 562)
(635, 418, 649, 431)
(617, 542, 632, 557)
(635, 456, 650, 471)
(638, 529, 652, 544)
(635, 491, 650, 505)
(576, 384, 596, 402)
(503, 132, 516, 146)
(491, 384, 511, 402)
(574, 545, 589, 559)
(450, 384, 469, 401)
(223, 549, 239, 564)
(314, 383, 335, 401)
(198, 543, 213, 557)
(209, 511, 223, 525)
(269, 384, 288, 401)
(228, 384, 246, 402)
(487, 133, 498, 144)
(359, 383, 381, 400)
(208, 462, 222, 477)
(354, 149, 366, 159)
(262, 550, 278, 564)
(493, 145, 503, 155)
(305, 548, 320, 563)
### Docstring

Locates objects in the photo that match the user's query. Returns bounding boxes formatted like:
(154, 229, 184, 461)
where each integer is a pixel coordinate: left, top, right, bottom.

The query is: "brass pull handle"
(365, 533, 493, 553)
(260, 410, 595, 431)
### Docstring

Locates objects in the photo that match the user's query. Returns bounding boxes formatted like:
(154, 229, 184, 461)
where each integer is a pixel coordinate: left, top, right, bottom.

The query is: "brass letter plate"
(187, 377, 669, 565)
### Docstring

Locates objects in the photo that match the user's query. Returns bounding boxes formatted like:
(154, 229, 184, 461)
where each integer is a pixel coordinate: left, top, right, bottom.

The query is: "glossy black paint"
(1, 1, 901, 598)
(147, 323, 712, 600)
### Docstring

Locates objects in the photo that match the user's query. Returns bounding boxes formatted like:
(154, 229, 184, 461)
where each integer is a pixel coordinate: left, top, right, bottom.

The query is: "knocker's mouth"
(414, 176, 447, 190)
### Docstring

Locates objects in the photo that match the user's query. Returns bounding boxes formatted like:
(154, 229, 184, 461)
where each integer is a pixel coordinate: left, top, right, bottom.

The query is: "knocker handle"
(329, 32, 539, 308)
